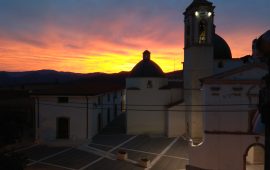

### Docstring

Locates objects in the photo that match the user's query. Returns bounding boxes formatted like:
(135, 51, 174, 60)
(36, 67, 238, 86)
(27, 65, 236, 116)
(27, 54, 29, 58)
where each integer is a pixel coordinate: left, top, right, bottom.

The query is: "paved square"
(122, 135, 175, 153)
(43, 149, 100, 169)
(22, 134, 189, 170)
(112, 149, 156, 162)
(91, 134, 134, 147)
(151, 157, 188, 170)
(165, 138, 189, 158)
(26, 163, 68, 170)
(84, 159, 143, 170)
(88, 143, 113, 151)
(19, 145, 68, 160)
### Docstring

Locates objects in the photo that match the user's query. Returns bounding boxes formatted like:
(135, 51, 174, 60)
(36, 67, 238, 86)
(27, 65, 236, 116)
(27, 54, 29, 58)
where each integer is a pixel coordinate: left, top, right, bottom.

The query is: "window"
(199, 20, 207, 44)
(121, 101, 126, 112)
(97, 113, 103, 133)
(232, 87, 243, 91)
(114, 104, 117, 118)
(113, 92, 117, 99)
(107, 108, 110, 123)
(147, 80, 153, 88)
(211, 93, 220, 96)
(107, 94, 111, 102)
(98, 96, 101, 105)
(58, 97, 69, 103)
(232, 93, 242, 96)
(211, 87, 220, 96)
(211, 87, 220, 91)
(232, 87, 243, 96)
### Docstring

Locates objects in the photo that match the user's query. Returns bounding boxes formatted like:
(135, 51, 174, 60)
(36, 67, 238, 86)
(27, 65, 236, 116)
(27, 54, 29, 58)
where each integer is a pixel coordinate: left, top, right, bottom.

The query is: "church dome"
(213, 34, 232, 60)
(256, 30, 270, 56)
(130, 50, 164, 78)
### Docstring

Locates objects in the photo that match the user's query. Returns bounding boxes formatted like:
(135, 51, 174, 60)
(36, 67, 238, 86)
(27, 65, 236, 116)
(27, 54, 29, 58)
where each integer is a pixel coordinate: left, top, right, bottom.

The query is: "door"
(98, 113, 103, 133)
(56, 117, 69, 139)
(114, 104, 117, 118)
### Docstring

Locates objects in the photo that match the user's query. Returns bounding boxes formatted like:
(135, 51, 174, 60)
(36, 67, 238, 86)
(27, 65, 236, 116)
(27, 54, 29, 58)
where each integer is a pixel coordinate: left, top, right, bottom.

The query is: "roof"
(130, 50, 164, 78)
(213, 34, 232, 60)
(184, 0, 213, 14)
(201, 63, 267, 84)
(31, 82, 124, 96)
(0, 89, 29, 99)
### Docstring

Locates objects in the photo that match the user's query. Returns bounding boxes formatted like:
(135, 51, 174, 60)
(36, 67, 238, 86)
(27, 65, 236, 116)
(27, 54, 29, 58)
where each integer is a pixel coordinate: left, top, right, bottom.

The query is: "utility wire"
(38, 101, 258, 107)
(38, 102, 258, 112)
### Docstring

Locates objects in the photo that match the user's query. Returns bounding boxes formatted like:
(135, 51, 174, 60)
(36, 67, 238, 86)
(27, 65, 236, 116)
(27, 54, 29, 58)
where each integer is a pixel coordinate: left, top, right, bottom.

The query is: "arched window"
(199, 20, 207, 44)
(244, 144, 264, 170)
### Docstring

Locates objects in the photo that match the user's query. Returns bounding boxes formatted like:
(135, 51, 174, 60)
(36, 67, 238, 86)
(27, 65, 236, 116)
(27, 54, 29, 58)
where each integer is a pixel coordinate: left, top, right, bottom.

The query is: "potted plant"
(139, 157, 151, 168)
(117, 150, 128, 160)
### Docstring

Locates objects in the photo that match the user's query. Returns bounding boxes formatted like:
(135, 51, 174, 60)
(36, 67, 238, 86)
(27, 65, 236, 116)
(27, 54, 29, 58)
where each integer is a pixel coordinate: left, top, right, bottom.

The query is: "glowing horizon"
(0, 0, 269, 73)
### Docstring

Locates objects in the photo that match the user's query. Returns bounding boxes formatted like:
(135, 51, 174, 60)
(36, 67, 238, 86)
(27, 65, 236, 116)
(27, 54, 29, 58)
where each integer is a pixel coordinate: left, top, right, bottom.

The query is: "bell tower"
(184, 0, 215, 48)
(183, 0, 215, 142)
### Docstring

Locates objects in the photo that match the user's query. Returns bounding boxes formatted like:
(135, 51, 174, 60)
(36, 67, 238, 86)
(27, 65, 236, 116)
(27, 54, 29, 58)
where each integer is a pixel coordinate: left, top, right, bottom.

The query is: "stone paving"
(21, 134, 189, 170)
(21, 115, 189, 170)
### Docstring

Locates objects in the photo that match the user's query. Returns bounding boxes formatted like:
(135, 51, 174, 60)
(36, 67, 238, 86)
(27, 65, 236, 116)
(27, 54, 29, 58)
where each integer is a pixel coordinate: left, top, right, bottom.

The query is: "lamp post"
(257, 30, 270, 170)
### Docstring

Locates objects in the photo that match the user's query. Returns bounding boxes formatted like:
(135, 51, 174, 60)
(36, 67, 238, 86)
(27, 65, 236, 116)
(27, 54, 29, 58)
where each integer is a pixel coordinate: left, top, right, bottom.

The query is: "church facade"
(126, 50, 185, 137)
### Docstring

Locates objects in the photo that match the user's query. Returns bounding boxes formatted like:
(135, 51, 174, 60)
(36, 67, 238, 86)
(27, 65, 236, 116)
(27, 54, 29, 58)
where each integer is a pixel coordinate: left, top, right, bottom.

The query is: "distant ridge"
(0, 70, 182, 87)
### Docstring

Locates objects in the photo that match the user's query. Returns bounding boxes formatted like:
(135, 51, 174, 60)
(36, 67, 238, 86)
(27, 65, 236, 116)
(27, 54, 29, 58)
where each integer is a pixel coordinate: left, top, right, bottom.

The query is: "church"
(126, 50, 184, 137)
(126, 0, 268, 169)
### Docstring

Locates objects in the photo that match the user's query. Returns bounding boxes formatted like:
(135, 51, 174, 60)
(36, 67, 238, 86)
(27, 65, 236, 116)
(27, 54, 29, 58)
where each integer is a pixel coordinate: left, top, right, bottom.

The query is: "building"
(126, 50, 185, 137)
(31, 82, 125, 145)
(183, 0, 239, 142)
(188, 64, 267, 170)
(0, 89, 34, 148)
(182, 1, 269, 169)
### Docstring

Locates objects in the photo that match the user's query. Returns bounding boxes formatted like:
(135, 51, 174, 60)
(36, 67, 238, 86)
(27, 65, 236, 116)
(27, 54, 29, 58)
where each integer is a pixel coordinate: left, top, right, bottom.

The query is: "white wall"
(126, 77, 183, 135)
(126, 77, 168, 90)
(189, 134, 264, 170)
(35, 89, 124, 143)
(203, 84, 260, 132)
(167, 102, 186, 137)
(37, 96, 91, 142)
(189, 81, 264, 170)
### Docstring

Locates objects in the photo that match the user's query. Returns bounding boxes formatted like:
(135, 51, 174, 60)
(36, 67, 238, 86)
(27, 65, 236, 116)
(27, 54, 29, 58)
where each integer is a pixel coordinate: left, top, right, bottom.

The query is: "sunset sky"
(0, 0, 269, 73)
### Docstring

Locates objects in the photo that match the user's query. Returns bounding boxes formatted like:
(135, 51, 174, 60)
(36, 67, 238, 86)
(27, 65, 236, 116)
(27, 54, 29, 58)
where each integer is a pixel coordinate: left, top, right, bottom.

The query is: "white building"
(188, 64, 267, 170)
(181, 0, 270, 169)
(31, 82, 125, 145)
(126, 50, 185, 137)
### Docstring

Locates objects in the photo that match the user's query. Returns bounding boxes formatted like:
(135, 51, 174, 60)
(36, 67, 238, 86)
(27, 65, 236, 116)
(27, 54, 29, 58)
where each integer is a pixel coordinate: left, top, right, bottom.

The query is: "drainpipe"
(86, 96, 89, 139)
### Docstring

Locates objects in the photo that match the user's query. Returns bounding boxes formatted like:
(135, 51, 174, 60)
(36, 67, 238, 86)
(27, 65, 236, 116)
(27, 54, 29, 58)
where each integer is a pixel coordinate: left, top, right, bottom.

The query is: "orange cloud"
(0, 10, 266, 74)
